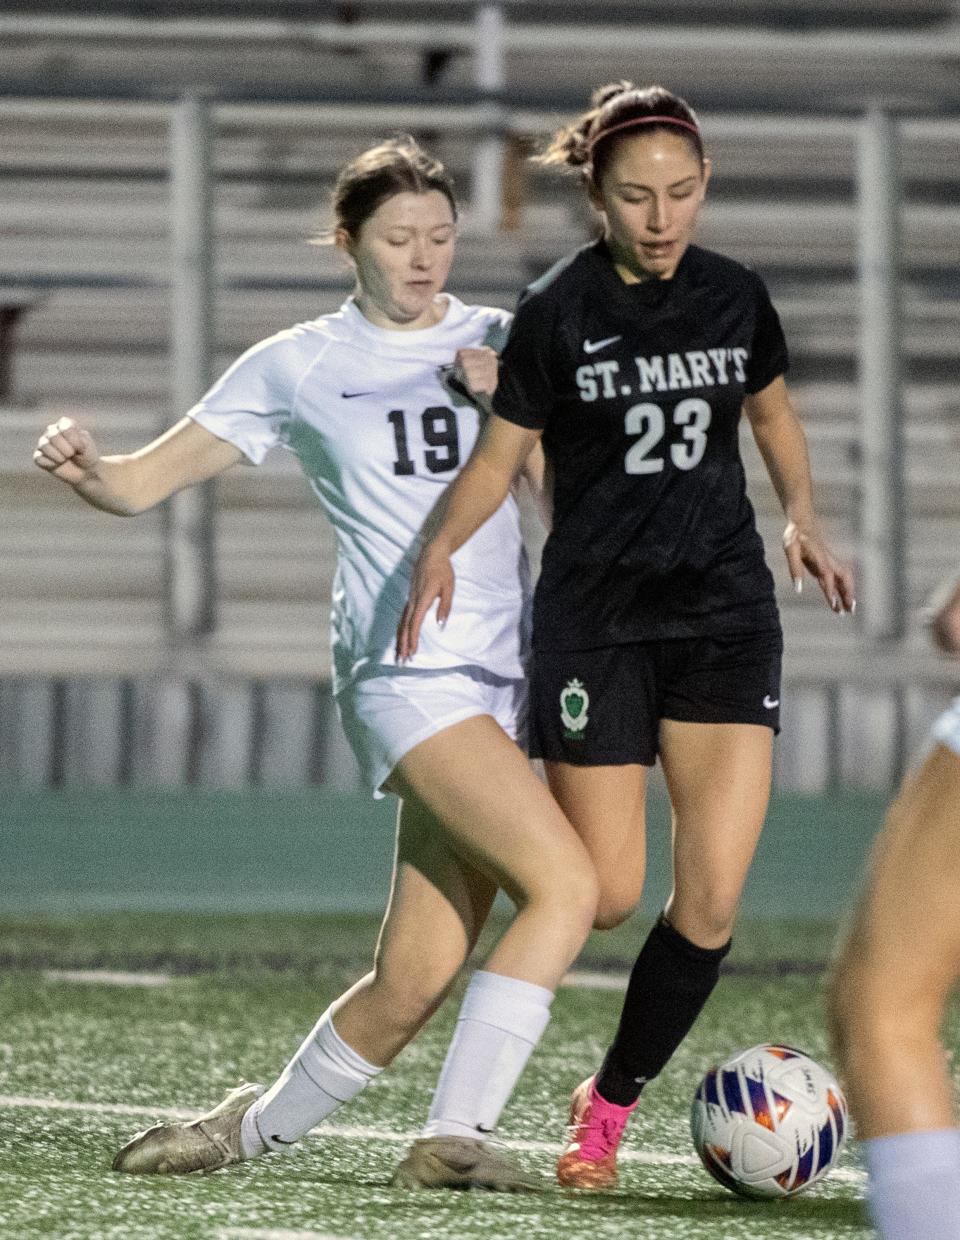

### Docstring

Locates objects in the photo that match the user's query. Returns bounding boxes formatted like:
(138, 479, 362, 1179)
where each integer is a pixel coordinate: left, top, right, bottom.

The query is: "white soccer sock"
(422, 970, 554, 1141)
(240, 1006, 383, 1157)
(865, 1128, 960, 1240)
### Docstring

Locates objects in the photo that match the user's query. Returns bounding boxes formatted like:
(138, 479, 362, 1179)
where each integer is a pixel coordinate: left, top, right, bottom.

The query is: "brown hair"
(535, 83, 704, 184)
(313, 135, 457, 244)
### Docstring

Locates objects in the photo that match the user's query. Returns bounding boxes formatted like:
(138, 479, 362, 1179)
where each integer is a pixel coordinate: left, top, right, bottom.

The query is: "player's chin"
(392, 288, 437, 321)
(637, 248, 677, 273)
(403, 281, 438, 303)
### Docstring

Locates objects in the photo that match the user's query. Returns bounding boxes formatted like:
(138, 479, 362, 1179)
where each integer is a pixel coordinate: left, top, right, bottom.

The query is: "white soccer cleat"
(112, 1082, 265, 1175)
(391, 1135, 543, 1192)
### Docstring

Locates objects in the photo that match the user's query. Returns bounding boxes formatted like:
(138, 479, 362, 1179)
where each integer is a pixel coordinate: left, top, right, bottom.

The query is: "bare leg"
(830, 743, 960, 1137)
(544, 761, 648, 928)
(111, 765, 502, 1175)
(829, 742, 960, 1240)
(659, 720, 773, 946)
(392, 714, 599, 986)
(333, 793, 498, 1066)
(552, 724, 772, 1189)
(252, 714, 597, 1169)
(386, 715, 599, 1182)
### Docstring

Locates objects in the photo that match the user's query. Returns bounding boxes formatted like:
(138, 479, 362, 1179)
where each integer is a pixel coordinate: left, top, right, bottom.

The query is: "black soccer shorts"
(529, 628, 783, 766)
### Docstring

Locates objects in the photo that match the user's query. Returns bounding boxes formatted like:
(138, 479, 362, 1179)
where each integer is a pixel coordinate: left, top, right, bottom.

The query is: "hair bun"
(589, 80, 636, 109)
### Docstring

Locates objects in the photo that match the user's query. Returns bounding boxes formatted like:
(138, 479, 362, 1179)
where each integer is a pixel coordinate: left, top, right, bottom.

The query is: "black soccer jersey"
(492, 239, 787, 650)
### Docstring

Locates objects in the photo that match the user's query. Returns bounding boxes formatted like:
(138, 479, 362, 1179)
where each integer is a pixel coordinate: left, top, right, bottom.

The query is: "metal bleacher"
(1, 1, 959, 789)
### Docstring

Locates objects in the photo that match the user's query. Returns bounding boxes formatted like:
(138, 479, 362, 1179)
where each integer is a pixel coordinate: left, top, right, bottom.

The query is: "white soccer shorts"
(335, 666, 528, 797)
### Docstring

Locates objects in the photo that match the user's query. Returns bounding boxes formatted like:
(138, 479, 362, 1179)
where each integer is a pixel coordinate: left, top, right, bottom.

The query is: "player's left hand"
(782, 521, 856, 614)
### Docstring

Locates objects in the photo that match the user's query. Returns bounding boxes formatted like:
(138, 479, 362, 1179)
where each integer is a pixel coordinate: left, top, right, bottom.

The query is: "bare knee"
(589, 862, 645, 930)
(524, 860, 600, 943)
(668, 890, 739, 947)
(560, 865, 602, 939)
(593, 892, 641, 931)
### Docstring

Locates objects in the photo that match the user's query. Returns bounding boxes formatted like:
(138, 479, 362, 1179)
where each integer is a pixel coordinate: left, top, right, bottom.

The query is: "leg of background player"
(830, 742, 960, 1240)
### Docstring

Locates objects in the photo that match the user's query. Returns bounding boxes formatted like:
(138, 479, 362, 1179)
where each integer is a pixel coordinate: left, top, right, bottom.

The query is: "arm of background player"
(743, 375, 856, 613)
(396, 412, 542, 659)
(33, 415, 244, 516)
(928, 575, 960, 656)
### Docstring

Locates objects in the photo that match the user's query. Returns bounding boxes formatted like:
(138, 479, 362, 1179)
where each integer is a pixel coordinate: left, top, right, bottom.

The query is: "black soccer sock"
(595, 914, 732, 1107)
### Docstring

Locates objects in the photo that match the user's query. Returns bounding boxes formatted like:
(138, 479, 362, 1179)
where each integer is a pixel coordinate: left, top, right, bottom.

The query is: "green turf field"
(0, 787, 886, 918)
(0, 909, 904, 1240)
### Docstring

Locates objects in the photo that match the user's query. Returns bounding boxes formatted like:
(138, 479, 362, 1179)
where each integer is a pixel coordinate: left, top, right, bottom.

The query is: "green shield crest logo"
(560, 678, 590, 736)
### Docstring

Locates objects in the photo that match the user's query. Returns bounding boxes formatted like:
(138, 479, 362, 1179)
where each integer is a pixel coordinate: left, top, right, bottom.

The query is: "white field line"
(35, 968, 621, 992)
(217, 1231, 355, 1240)
(0, 1095, 199, 1121)
(0, 1093, 866, 1181)
(43, 969, 174, 987)
(561, 970, 629, 991)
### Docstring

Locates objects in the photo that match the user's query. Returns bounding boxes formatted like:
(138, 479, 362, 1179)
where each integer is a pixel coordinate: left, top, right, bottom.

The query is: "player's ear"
(699, 158, 712, 201)
(333, 226, 354, 255)
(586, 176, 605, 215)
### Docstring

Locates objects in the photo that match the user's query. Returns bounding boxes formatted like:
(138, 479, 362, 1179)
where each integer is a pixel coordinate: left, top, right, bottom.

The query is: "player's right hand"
(452, 345, 499, 398)
(396, 543, 455, 662)
(33, 416, 101, 486)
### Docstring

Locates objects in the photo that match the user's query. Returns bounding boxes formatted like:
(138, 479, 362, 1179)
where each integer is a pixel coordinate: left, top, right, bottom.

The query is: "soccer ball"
(690, 1043, 848, 1199)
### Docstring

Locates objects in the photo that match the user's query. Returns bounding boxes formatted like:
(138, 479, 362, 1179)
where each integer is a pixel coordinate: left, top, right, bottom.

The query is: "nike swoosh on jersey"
(583, 335, 623, 354)
(763, 695, 780, 709)
(341, 390, 375, 399)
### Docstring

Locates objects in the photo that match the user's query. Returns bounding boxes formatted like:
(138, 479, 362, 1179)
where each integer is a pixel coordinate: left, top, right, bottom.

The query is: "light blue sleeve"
(482, 308, 513, 355)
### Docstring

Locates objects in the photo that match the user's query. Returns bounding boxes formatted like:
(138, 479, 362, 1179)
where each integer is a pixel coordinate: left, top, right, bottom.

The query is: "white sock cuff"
(315, 1008, 383, 1087)
(458, 970, 554, 1043)
(866, 1129, 960, 1180)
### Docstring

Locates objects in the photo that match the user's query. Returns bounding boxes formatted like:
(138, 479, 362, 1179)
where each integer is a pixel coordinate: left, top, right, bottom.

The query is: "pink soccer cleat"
(556, 1076, 638, 1189)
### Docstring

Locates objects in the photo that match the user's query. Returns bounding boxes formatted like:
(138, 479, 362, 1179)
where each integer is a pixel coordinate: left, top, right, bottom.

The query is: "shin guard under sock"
(595, 914, 731, 1107)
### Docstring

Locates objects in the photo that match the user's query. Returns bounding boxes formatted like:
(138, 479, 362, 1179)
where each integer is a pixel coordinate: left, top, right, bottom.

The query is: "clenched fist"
(33, 416, 100, 487)
(452, 345, 499, 397)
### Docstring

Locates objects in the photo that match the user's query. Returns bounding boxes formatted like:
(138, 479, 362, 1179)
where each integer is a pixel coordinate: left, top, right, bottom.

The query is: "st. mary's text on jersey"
(493, 239, 788, 650)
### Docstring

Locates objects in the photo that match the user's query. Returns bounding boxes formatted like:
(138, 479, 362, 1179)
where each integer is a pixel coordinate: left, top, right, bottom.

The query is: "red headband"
(587, 114, 701, 155)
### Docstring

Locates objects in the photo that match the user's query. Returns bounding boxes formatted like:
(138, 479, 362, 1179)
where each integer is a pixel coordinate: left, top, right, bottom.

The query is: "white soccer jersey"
(189, 295, 530, 691)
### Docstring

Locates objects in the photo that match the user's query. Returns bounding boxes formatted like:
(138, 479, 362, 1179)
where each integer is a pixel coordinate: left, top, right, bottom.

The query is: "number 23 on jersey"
(624, 398, 712, 475)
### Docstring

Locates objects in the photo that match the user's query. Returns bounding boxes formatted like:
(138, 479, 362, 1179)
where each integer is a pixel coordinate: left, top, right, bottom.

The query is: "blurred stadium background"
(1, 0, 958, 917)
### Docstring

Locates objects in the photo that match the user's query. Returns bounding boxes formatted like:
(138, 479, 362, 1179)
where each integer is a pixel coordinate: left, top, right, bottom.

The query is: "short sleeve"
(480, 311, 513, 354)
(490, 288, 558, 431)
(744, 279, 789, 395)
(188, 333, 299, 464)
